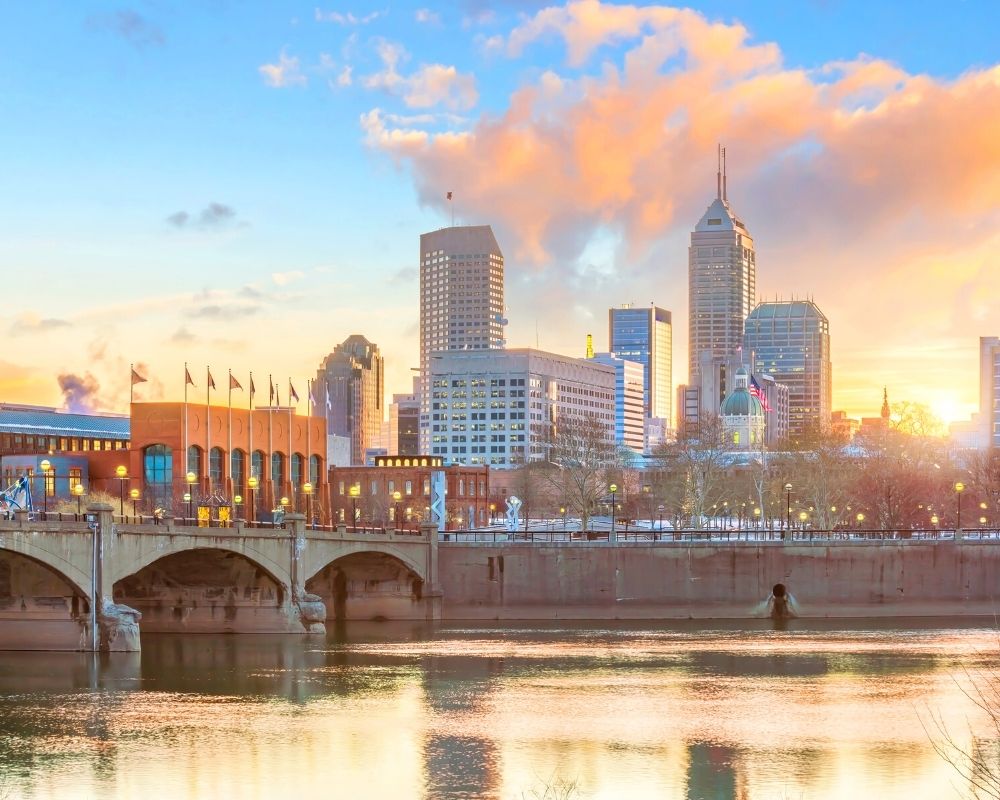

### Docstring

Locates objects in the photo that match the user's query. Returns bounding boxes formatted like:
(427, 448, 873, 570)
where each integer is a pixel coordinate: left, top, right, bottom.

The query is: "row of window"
(0, 434, 127, 453)
(336, 477, 486, 497)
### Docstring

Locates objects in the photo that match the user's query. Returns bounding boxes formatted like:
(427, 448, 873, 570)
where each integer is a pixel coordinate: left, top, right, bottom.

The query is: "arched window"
(308, 455, 321, 486)
(251, 450, 265, 482)
(271, 452, 284, 487)
(187, 445, 202, 476)
(231, 449, 246, 491)
(290, 453, 304, 489)
(209, 447, 224, 489)
(144, 444, 172, 507)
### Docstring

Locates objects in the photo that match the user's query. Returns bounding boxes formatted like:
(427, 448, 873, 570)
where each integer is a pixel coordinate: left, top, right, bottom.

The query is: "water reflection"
(0, 620, 995, 799)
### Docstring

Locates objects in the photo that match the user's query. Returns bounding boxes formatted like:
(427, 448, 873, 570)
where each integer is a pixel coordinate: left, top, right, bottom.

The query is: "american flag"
(749, 374, 773, 412)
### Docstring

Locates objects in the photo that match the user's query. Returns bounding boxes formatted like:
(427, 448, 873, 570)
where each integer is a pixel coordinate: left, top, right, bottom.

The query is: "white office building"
(427, 349, 615, 467)
(590, 353, 645, 454)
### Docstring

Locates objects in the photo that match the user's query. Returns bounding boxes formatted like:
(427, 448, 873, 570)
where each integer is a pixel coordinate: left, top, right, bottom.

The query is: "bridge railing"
(438, 528, 1000, 544)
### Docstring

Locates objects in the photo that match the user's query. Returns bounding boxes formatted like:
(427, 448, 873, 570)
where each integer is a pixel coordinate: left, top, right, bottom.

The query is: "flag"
(289, 382, 299, 403)
(207, 369, 217, 391)
(230, 374, 243, 391)
(326, 381, 332, 411)
(269, 378, 274, 404)
(275, 386, 281, 406)
(446, 191, 453, 200)
(749, 375, 773, 412)
(131, 368, 147, 386)
(250, 374, 256, 397)
(185, 367, 195, 387)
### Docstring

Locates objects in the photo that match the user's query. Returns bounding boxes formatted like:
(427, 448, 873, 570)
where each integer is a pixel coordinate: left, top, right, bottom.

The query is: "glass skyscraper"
(608, 305, 672, 428)
(744, 300, 832, 439)
(688, 154, 756, 383)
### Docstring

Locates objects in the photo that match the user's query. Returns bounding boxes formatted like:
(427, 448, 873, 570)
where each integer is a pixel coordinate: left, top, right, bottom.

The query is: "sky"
(1, 0, 997, 425)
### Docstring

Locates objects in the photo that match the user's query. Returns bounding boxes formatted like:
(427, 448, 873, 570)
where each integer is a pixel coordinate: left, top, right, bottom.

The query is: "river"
(0, 619, 997, 799)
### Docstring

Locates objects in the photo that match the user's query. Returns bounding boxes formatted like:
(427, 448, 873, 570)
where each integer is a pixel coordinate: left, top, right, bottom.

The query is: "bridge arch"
(112, 546, 290, 634)
(111, 541, 291, 592)
(305, 547, 428, 622)
(0, 534, 92, 602)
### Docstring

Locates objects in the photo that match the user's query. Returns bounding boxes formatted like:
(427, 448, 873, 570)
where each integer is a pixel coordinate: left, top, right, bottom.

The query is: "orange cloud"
(365, 0, 1000, 420)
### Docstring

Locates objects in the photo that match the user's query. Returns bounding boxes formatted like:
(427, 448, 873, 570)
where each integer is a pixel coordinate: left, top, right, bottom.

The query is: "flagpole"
(288, 379, 293, 499)
(228, 369, 233, 498)
(249, 371, 254, 478)
(306, 379, 312, 489)
(268, 374, 274, 509)
(206, 366, 211, 494)
(184, 362, 189, 510)
(130, 363, 134, 405)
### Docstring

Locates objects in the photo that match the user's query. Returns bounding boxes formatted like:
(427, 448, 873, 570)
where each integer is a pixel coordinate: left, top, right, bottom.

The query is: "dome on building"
(720, 386, 763, 417)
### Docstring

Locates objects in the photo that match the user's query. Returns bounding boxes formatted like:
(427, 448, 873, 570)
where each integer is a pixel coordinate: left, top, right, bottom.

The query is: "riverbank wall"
(438, 540, 1000, 619)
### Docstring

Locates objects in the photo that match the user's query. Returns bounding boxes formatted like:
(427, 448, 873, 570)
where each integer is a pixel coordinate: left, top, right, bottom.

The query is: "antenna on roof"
(722, 146, 728, 202)
(716, 143, 722, 200)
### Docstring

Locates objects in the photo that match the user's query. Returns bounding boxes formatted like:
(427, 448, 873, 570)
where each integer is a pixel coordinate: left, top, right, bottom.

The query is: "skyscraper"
(316, 335, 384, 466)
(980, 336, 1000, 450)
(608, 305, 672, 429)
(419, 225, 505, 453)
(590, 352, 645, 453)
(688, 147, 756, 383)
(744, 300, 832, 439)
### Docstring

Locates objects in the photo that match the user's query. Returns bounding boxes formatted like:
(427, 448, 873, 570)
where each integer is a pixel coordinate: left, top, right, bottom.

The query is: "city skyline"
(2, 1, 998, 426)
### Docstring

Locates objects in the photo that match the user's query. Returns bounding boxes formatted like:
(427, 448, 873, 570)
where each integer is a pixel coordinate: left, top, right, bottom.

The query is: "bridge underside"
(113, 549, 298, 634)
(0, 551, 90, 651)
(307, 552, 430, 621)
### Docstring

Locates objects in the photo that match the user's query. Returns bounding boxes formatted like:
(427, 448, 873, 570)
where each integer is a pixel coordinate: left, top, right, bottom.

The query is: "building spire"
(716, 143, 722, 200)
(881, 387, 890, 420)
(722, 146, 728, 202)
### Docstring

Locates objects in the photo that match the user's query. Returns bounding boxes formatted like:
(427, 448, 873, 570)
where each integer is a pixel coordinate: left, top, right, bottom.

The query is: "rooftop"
(0, 404, 130, 439)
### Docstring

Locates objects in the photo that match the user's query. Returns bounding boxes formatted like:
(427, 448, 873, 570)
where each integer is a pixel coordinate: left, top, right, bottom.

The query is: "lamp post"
(609, 483, 617, 537)
(955, 481, 965, 530)
(658, 504, 665, 534)
(129, 488, 140, 518)
(185, 470, 197, 522)
(489, 503, 496, 524)
(304, 482, 314, 526)
(39, 459, 52, 515)
(798, 510, 808, 530)
(856, 512, 865, 529)
(784, 483, 792, 530)
(931, 513, 939, 529)
(560, 506, 566, 531)
(392, 490, 402, 528)
(116, 465, 128, 517)
(73, 483, 85, 515)
(349, 484, 360, 530)
(234, 494, 243, 523)
(753, 507, 761, 530)
(247, 476, 259, 524)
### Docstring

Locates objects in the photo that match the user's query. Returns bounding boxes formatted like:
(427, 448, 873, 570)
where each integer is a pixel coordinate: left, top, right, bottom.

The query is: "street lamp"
(753, 507, 761, 529)
(129, 488, 140, 518)
(856, 512, 865, 528)
(609, 484, 618, 536)
(798, 510, 808, 530)
(185, 471, 197, 521)
(931, 514, 939, 528)
(234, 494, 243, 522)
(73, 483, 85, 515)
(784, 483, 793, 530)
(392, 490, 402, 528)
(247, 476, 259, 524)
(955, 482, 965, 529)
(39, 459, 52, 515)
(489, 503, 496, 524)
(116, 465, 128, 517)
(349, 484, 361, 530)
(560, 506, 567, 531)
(304, 482, 314, 526)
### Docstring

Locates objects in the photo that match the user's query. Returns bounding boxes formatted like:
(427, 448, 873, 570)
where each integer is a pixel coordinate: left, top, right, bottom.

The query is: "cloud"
(315, 8, 385, 24)
(415, 8, 441, 24)
(336, 65, 354, 87)
(362, 40, 479, 110)
(259, 51, 307, 87)
(58, 373, 101, 414)
(271, 270, 305, 286)
(186, 304, 261, 321)
(363, 0, 1000, 415)
(166, 203, 241, 230)
(86, 10, 165, 49)
(392, 266, 418, 281)
(11, 314, 71, 334)
(169, 327, 196, 344)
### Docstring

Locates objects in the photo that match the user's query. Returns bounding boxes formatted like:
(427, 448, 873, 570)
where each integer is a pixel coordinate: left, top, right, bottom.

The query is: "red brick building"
(329, 456, 489, 530)
(128, 402, 327, 520)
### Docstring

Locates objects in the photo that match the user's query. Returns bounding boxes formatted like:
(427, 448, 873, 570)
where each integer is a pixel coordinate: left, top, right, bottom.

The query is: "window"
(309, 455, 321, 486)
(338, 481, 345, 495)
(405, 480, 412, 496)
(144, 444, 173, 508)
(209, 447, 224, 489)
(252, 450, 265, 483)
(68, 468, 82, 493)
(290, 453, 304, 489)
(271, 452, 284, 487)
(231, 449, 246, 491)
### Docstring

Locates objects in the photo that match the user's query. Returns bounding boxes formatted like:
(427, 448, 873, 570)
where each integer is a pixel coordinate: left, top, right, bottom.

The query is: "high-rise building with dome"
(720, 367, 765, 450)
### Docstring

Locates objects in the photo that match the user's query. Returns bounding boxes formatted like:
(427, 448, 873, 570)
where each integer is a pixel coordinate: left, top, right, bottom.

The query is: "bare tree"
(653, 414, 730, 530)
(543, 412, 618, 531)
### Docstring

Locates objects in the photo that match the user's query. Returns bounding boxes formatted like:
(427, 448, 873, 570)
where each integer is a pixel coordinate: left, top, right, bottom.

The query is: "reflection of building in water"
(685, 741, 740, 800)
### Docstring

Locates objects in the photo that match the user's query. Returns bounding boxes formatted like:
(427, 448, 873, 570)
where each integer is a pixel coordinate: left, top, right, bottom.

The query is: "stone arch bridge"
(0, 505, 440, 651)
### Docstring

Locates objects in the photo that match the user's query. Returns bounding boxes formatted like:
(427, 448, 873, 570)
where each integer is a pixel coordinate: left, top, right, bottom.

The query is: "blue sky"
(1, 1, 998, 422)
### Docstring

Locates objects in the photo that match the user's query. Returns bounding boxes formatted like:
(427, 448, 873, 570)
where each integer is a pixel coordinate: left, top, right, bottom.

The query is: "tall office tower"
(316, 335, 384, 466)
(388, 390, 420, 456)
(981, 336, 1000, 450)
(744, 300, 832, 439)
(419, 225, 504, 453)
(590, 353, 645, 453)
(688, 147, 756, 383)
(609, 305, 672, 428)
